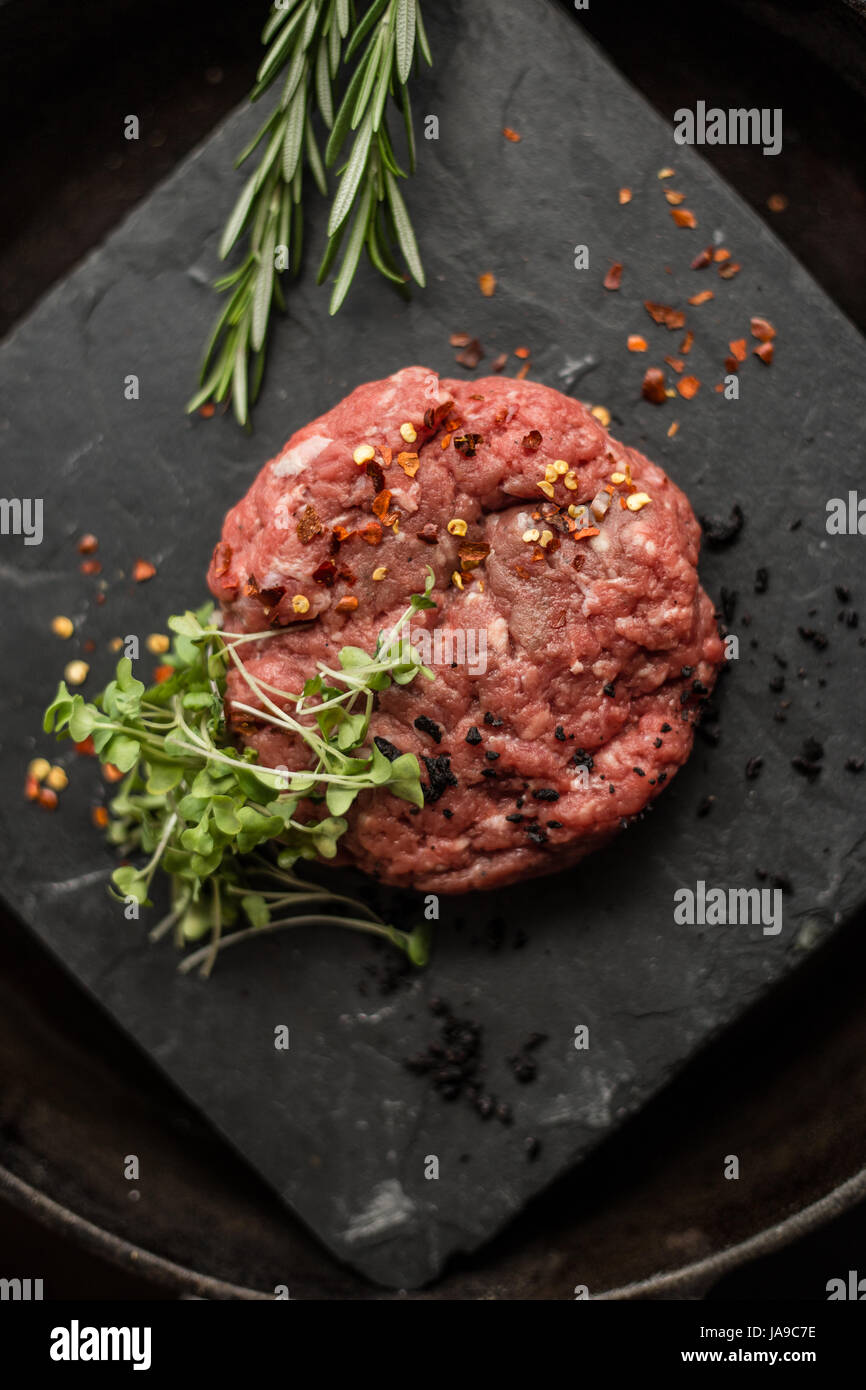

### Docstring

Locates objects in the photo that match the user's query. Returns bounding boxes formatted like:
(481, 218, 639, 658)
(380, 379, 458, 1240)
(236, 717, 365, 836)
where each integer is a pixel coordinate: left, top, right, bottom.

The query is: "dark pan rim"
(4, 1158, 866, 1301)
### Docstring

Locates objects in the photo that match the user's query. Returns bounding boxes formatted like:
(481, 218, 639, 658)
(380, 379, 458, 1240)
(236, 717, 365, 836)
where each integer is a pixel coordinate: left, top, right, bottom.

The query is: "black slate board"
(2, 0, 865, 1290)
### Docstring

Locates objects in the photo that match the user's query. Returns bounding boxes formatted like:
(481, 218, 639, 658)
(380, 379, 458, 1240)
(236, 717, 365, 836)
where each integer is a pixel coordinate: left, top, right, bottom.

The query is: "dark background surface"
(1, 0, 865, 1298)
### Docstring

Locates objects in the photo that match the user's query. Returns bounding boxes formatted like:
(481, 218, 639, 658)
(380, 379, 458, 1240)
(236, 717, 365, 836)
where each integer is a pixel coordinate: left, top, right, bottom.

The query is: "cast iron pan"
(1, 0, 865, 1296)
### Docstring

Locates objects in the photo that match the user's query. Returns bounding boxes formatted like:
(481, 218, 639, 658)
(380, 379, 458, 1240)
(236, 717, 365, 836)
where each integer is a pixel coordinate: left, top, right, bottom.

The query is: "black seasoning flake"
(465, 726, 483, 745)
(681, 665, 694, 678)
(525, 1137, 541, 1161)
(505, 813, 523, 823)
(526, 823, 549, 844)
(547, 820, 563, 829)
(555, 725, 566, 741)
(373, 735, 402, 762)
(661, 723, 672, 733)
(481, 768, 499, 778)
(845, 756, 864, 773)
(532, 788, 560, 802)
(484, 711, 504, 727)
(653, 737, 663, 749)
(422, 754, 458, 803)
(700, 503, 744, 549)
(754, 567, 769, 594)
(414, 714, 443, 743)
(571, 748, 594, 771)
(633, 767, 645, 777)
(745, 756, 764, 780)
(603, 681, 616, 697)
(485, 750, 500, 762)
(697, 795, 716, 817)
(442, 807, 454, 818)
(719, 587, 738, 624)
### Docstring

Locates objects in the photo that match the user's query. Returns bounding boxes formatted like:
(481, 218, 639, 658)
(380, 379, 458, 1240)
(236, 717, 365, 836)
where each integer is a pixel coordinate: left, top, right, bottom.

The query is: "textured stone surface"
(1, 0, 864, 1288)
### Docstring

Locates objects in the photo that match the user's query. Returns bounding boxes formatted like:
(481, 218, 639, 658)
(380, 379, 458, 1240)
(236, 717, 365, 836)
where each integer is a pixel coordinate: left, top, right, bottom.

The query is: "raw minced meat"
(207, 366, 724, 893)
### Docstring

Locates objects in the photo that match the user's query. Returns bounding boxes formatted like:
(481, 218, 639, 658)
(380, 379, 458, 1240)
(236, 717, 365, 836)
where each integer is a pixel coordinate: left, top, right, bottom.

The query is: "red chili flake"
(641, 368, 667, 404)
(679, 330, 694, 355)
(644, 301, 685, 331)
(455, 338, 484, 369)
(198, 402, 215, 419)
(729, 339, 747, 362)
(335, 596, 359, 613)
(37, 786, 58, 811)
(212, 541, 232, 576)
(521, 430, 543, 451)
(296, 505, 323, 544)
(132, 559, 156, 583)
(397, 451, 420, 476)
(691, 247, 713, 270)
(77, 534, 99, 554)
(458, 540, 491, 571)
(440, 433, 452, 450)
(750, 316, 776, 342)
(603, 262, 623, 291)
(103, 764, 125, 783)
(677, 375, 701, 399)
(767, 193, 788, 213)
(95, 593, 106, 606)
(24, 774, 39, 801)
(312, 560, 337, 586)
(627, 335, 648, 352)
(479, 271, 497, 298)
(667, 421, 680, 438)
(664, 356, 685, 374)
(359, 521, 383, 545)
(332, 524, 352, 546)
(153, 664, 173, 683)
(515, 362, 531, 380)
(92, 805, 110, 829)
(688, 290, 714, 305)
(514, 346, 531, 359)
(514, 564, 532, 579)
(450, 332, 471, 347)
(719, 262, 741, 280)
(671, 208, 697, 228)
(80, 559, 102, 576)
(724, 356, 739, 374)
(491, 353, 508, 372)
(619, 188, 632, 205)
(372, 490, 394, 521)
(713, 248, 731, 262)
(503, 126, 522, 142)
(573, 526, 600, 541)
(417, 523, 439, 544)
(664, 190, 686, 205)
(83, 638, 96, 654)
(365, 459, 386, 494)
(75, 737, 96, 756)
(753, 342, 774, 365)
(453, 433, 483, 457)
(380, 444, 393, 466)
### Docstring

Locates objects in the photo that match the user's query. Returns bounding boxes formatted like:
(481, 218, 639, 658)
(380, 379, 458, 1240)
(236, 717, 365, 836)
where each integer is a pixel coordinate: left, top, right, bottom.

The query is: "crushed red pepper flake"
(359, 521, 383, 545)
(213, 541, 232, 576)
(92, 805, 110, 829)
(417, 523, 439, 544)
(515, 362, 531, 379)
(671, 208, 697, 228)
(664, 190, 687, 205)
(603, 262, 623, 291)
(455, 338, 483, 369)
(440, 433, 452, 450)
(514, 346, 531, 359)
(450, 332, 471, 347)
(491, 352, 508, 372)
(365, 458, 386, 493)
(719, 261, 742, 279)
(667, 421, 680, 437)
(767, 193, 788, 212)
(713, 248, 731, 262)
(664, 355, 685, 373)
(679, 329, 694, 355)
(677, 375, 701, 399)
(753, 342, 774, 365)
(691, 247, 713, 270)
(729, 339, 747, 362)
(573, 526, 600, 541)
(198, 403, 215, 418)
(750, 316, 776, 342)
(453, 433, 483, 457)
(153, 664, 173, 683)
(521, 430, 543, 451)
(688, 290, 714, 305)
(502, 126, 521, 142)
(479, 271, 497, 297)
(627, 335, 648, 352)
(296, 504, 323, 543)
(641, 367, 667, 405)
(458, 540, 492, 571)
(724, 356, 739, 374)
(619, 187, 632, 204)
(77, 534, 99, 554)
(312, 560, 337, 586)
(380, 444, 393, 466)
(80, 559, 101, 576)
(644, 301, 685, 331)
(397, 451, 420, 476)
(132, 559, 156, 583)
(372, 489, 394, 522)
(335, 595, 359, 613)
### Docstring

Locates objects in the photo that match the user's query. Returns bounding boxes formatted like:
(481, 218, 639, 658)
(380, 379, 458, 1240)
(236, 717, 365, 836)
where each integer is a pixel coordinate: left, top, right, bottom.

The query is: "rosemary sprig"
(43, 571, 438, 975)
(188, 0, 432, 426)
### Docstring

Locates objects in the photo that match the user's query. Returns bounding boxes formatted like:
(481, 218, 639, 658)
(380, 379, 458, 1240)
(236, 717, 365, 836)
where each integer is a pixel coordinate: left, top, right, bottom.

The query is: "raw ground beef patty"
(207, 366, 724, 893)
